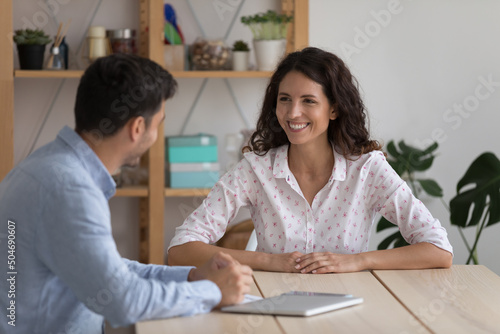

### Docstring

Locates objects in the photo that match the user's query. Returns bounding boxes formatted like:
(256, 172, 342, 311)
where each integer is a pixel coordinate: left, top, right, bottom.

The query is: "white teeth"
(289, 122, 308, 130)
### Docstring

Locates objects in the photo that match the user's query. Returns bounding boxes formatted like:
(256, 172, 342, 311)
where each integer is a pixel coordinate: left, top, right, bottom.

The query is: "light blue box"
(166, 162, 220, 188)
(167, 146, 217, 163)
(167, 134, 217, 147)
(165, 134, 218, 163)
(169, 171, 220, 188)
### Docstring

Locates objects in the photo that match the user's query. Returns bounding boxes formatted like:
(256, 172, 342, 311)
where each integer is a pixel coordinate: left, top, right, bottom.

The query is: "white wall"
(10, 0, 500, 332)
(309, 0, 500, 273)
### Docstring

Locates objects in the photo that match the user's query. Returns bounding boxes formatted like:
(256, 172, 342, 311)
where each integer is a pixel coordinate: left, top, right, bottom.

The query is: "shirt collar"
(331, 148, 347, 182)
(57, 126, 116, 199)
(272, 144, 347, 183)
(272, 146, 289, 179)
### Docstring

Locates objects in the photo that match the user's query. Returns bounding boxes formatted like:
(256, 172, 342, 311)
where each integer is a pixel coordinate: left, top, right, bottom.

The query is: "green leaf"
(394, 236, 410, 248)
(386, 140, 399, 159)
(377, 230, 409, 250)
(398, 140, 420, 155)
(376, 217, 395, 232)
(376, 217, 410, 250)
(387, 141, 438, 174)
(450, 152, 500, 228)
(418, 179, 443, 197)
(422, 142, 439, 155)
(411, 155, 435, 172)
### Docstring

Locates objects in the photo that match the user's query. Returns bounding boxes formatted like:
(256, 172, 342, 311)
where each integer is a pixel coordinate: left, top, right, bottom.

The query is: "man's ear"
(128, 116, 146, 143)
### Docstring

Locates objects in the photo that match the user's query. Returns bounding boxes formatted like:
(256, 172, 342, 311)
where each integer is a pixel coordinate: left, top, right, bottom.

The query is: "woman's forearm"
(168, 241, 268, 270)
(359, 242, 453, 271)
(168, 241, 304, 272)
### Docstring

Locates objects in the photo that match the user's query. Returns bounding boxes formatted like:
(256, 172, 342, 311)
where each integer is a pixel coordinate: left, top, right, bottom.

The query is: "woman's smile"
(288, 121, 310, 131)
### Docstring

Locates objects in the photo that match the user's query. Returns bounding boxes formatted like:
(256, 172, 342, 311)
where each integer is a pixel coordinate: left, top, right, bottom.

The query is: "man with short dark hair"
(0, 54, 252, 334)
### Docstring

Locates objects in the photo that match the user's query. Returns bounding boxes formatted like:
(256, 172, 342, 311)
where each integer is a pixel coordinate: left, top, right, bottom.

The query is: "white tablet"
(221, 291, 363, 317)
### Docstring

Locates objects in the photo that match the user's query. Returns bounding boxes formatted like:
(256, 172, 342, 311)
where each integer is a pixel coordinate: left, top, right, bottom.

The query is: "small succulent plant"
(13, 29, 52, 45)
(232, 40, 250, 52)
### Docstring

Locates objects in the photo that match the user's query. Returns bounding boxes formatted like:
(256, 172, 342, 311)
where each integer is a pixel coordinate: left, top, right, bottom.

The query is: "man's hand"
(294, 252, 364, 274)
(188, 252, 253, 307)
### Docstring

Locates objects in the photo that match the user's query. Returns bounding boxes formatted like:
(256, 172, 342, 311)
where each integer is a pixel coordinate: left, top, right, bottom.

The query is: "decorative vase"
(16, 44, 46, 70)
(253, 39, 286, 71)
(232, 51, 249, 71)
(164, 44, 185, 71)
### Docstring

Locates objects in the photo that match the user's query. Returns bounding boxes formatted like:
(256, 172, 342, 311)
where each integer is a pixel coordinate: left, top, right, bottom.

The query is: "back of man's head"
(74, 53, 177, 138)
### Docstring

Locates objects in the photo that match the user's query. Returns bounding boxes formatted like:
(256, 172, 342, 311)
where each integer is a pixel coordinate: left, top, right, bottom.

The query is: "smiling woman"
(167, 47, 453, 274)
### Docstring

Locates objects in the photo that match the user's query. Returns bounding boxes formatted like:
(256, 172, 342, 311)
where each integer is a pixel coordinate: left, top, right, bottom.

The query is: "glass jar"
(189, 38, 230, 70)
(107, 29, 137, 55)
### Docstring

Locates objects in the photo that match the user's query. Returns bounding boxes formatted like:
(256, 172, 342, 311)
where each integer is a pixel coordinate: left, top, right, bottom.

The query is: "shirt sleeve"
(122, 258, 195, 283)
(36, 183, 221, 327)
(365, 152, 453, 255)
(169, 159, 253, 250)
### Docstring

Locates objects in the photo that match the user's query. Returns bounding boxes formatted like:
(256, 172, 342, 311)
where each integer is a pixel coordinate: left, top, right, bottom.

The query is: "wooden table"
(136, 265, 500, 334)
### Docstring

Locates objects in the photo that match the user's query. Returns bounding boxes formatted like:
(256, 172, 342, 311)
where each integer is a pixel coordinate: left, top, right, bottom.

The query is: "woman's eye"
(279, 96, 290, 102)
(304, 99, 316, 104)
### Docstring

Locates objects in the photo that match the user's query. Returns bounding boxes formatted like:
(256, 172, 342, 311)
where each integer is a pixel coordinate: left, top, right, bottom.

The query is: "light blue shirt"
(0, 126, 221, 333)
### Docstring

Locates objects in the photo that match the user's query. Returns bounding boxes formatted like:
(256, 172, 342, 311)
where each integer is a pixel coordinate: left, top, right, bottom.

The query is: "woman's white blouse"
(169, 145, 453, 255)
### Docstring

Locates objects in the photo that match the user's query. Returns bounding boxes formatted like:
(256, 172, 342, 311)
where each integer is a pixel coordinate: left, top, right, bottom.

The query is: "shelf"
(15, 70, 84, 78)
(165, 188, 211, 197)
(15, 70, 273, 79)
(170, 71, 273, 78)
(114, 186, 148, 197)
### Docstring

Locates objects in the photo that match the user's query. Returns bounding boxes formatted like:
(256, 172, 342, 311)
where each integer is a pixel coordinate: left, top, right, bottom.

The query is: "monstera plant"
(449, 152, 500, 264)
(376, 141, 443, 250)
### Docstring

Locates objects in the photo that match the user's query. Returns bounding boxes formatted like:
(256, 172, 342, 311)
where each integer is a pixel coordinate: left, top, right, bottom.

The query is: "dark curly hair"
(244, 47, 382, 158)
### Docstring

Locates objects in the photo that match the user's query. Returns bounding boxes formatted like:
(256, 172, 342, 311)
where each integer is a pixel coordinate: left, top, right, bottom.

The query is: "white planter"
(253, 39, 287, 71)
(232, 51, 249, 71)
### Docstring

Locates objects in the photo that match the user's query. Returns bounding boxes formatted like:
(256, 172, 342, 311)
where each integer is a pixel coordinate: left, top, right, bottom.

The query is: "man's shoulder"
(19, 140, 91, 189)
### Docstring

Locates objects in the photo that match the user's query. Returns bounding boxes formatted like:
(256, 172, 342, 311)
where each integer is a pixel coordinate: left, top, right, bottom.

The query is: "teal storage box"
(166, 162, 220, 188)
(165, 134, 218, 163)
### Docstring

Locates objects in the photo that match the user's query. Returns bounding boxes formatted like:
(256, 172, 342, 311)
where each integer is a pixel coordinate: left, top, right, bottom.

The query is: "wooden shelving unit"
(114, 186, 211, 198)
(164, 188, 211, 197)
(0, 0, 309, 264)
(14, 70, 273, 79)
(115, 186, 149, 198)
(0, 2, 14, 182)
(14, 70, 85, 78)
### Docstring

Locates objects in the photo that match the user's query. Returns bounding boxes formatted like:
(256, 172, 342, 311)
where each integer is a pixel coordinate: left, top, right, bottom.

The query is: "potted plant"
(232, 40, 250, 71)
(241, 10, 292, 71)
(13, 29, 52, 70)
